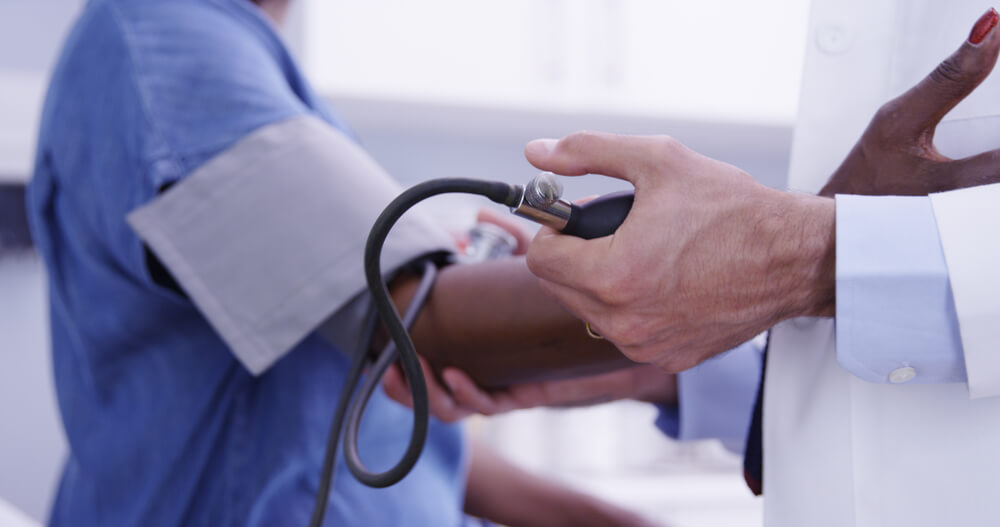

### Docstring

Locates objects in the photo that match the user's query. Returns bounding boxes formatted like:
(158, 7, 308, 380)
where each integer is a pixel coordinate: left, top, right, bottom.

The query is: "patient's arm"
(383, 356, 676, 422)
(464, 440, 662, 527)
(382, 256, 635, 389)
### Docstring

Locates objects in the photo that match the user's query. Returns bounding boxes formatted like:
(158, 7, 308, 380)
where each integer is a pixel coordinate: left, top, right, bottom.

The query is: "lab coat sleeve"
(127, 115, 454, 375)
(929, 183, 1000, 399)
(835, 194, 966, 385)
(654, 338, 763, 454)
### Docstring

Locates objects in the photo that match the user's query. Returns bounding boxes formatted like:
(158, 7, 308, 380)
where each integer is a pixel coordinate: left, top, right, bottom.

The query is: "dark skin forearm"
(464, 442, 656, 527)
(386, 256, 635, 389)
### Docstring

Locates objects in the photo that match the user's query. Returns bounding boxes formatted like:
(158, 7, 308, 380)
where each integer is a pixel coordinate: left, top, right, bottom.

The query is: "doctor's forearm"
(387, 256, 635, 388)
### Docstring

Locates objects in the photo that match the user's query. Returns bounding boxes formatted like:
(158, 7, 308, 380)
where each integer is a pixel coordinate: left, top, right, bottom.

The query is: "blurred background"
(0, 0, 811, 524)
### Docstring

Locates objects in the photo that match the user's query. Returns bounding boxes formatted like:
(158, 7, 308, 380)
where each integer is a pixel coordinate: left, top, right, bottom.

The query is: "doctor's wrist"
(766, 193, 836, 322)
(752, 191, 836, 325)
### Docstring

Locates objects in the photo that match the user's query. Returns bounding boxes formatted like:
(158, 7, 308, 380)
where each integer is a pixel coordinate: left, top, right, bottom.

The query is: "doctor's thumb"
(524, 131, 670, 185)
(888, 7, 1000, 136)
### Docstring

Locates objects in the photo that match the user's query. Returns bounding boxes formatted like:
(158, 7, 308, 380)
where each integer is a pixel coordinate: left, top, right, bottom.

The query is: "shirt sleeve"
(127, 115, 454, 374)
(835, 194, 966, 385)
(654, 338, 763, 454)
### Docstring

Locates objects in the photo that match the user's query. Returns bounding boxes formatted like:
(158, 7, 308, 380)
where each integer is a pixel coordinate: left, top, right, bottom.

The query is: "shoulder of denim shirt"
(89, 0, 310, 181)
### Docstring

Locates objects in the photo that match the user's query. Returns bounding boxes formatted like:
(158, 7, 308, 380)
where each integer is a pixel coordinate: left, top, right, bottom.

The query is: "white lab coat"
(765, 0, 1000, 525)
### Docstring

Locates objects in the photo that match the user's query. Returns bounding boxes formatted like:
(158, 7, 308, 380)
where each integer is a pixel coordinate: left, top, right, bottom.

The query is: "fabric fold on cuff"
(930, 183, 1000, 399)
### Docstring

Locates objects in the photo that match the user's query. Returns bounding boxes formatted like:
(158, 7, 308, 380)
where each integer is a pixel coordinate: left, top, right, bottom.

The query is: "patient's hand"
(822, 9, 1000, 197)
(382, 357, 676, 422)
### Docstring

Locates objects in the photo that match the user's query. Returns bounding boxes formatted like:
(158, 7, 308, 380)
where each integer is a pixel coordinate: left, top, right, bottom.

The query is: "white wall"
(330, 95, 792, 228)
(0, 1, 82, 72)
(0, 2, 83, 520)
(305, 0, 809, 126)
(0, 0, 83, 181)
(0, 254, 64, 522)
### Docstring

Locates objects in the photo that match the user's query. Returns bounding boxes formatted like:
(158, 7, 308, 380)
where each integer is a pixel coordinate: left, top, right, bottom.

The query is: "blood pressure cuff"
(127, 115, 454, 374)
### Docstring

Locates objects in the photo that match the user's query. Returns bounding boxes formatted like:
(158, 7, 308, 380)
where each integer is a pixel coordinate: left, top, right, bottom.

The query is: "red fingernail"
(969, 8, 999, 45)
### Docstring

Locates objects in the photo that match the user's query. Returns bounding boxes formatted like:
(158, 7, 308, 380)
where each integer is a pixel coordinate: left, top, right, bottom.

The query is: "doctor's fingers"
(947, 149, 1000, 190)
(533, 278, 610, 330)
(884, 8, 1000, 139)
(534, 278, 660, 360)
(536, 277, 695, 369)
(526, 224, 615, 292)
(524, 131, 689, 188)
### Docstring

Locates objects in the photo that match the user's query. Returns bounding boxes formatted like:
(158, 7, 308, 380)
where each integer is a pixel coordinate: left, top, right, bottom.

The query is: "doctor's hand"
(822, 8, 1000, 197)
(383, 357, 677, 422)
(523, 133, 835, 372)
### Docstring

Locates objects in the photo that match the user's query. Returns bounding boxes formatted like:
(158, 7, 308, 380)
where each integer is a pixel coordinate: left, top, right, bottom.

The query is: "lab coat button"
(889, 366, 916, 384)
(816, 24, 852, 55)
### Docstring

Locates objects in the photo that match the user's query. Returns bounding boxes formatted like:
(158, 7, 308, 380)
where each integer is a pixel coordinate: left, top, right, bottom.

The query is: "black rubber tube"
(309, 178, 520, 526)
(343, 260, 437, 484)
(309, 310, 377, 527)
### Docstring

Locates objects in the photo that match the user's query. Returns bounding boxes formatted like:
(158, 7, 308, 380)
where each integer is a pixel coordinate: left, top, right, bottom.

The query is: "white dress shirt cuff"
(835, 194, 965, 385)
(654, 338, 763, 454)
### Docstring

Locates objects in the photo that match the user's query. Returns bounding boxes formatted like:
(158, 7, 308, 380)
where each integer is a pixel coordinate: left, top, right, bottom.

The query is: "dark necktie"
(743, 334, 769, 496)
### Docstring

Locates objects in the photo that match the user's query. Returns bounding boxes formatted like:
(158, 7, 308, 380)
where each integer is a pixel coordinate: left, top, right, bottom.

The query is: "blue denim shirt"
(26, 0, 466, 525)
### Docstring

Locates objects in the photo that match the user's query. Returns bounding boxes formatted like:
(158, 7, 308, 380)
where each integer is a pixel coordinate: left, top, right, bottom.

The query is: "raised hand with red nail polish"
(970, 7, 999, 45)
(821, 7, 1000, 197)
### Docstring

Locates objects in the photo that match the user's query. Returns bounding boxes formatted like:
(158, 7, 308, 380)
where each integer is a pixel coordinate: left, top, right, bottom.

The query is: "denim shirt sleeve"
(654, 338, 763, 454)
(50, 1, 434, 374)
(835, 194, 966, 384)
